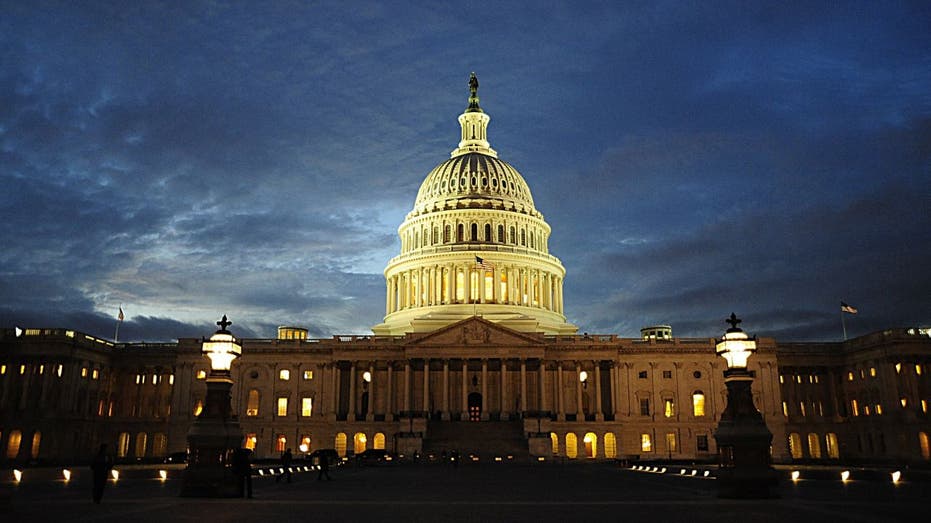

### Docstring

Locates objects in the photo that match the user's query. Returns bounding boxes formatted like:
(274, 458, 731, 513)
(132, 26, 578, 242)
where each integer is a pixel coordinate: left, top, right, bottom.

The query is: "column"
(403, 361, 411, 413)
(594, 362, 604, 421)
(575, 361, 584, 418)
(331, 363, 340, 421)
(385, 280, 392, 314)
(347, 362, 356, 421)
(500, 359, 508, 420)
(557, 362, 565, 421)
(611, 363, 621, 418)
(422, 360, 430, 416)
(442, 360, 450, 420)
(539, 361, 547, 412)
(366, 362, 375, 421)
(520, 359, 528, 414)
(461, 360, 469, 419)
(386, 362, 394, 421)
(481, 359, 489, 420)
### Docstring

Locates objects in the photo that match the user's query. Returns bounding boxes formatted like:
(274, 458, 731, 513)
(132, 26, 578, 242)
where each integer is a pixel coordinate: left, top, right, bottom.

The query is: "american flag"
(840, 302, 858, 314)
(475, 256, 495, 270)
(118, 306, 124, 321)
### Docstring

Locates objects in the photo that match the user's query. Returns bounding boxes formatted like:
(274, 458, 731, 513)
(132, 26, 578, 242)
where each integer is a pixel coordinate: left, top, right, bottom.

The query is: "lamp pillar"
(180, 315, 244, 497)
(713, 313, 778, 499)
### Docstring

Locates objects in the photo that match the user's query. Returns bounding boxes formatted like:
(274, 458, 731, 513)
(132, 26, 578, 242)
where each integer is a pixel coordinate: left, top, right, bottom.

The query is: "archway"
(468, 392, 482, 421)
(583, 432, 597, 458)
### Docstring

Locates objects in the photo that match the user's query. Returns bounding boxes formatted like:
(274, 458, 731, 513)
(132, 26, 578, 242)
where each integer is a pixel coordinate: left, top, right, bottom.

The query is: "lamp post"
(180, 315, 244, 497)
(713, 313, 778, 498)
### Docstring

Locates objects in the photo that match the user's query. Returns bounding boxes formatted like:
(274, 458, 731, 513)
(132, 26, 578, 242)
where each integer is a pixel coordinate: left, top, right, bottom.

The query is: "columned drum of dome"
(372, 75, 577, 336)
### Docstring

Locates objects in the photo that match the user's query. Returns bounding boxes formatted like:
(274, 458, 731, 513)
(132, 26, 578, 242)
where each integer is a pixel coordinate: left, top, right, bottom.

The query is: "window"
(923, 400, 928, 413)
(335, 433, 347, 457)
(92, 369, 99, 380)
(279, 369, 290, 381)
(662, 370, 672, 379)
(135, 433, 147, 458)
(663, 399, 674, 418)
(851, 399, 859, 416)
(799, 402, 806, 417)
(639, 398, 650, 416)
(246, 389, 260, 416)
(196, 370, 207, 380)
(641, 433, 653, 452)
(6, 430, 22, 459)
(470, 223, 478, 241)
(193, 400, 204, 417)
(497, 225, 504, 243)
(638, 371, 647, 379)
(847, 371, 854, 381)
(665, 432, 677, 454)
(693, 392, 705, 417)
(152, 433, 167, 457)
(300, 435, 312, 452)
(275, 434, 287, 453)
(277, 397, 288, 417)
(565, 433, 578, 459)
(550, 432, 559, 455)
(895, 362, 902, 373)
(373, 433, 386, 450)
(916, 364, 922, 376)
(875, 404, 883, 415)
(244, 433, 257, 450)
(807, 433, 822, 459)
(583, 432, 597, 458)
(604, 433, 617, 459)
(919, 432, 930, 460)
(509, 226, 515, 244)
(117, 432, 130, 458)
(696, 435, 709, 452)
(0, 364, 5, 375)
(303, 370, 313, 380)
(779, 375, 784, 384)
(789, 433, 803, 459)
(457, 224, 464, 242)
(826, 433, 839, 459)
(302, 397, 313, 417)
(782, 401, 788, 417)
(81, 367, 88, 378)
(484, 224, 491, 241)
(869, 367, 876, 377)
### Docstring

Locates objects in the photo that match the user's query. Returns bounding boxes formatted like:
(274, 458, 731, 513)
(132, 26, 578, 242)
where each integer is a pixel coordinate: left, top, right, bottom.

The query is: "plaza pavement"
(2, 461, 928, 522)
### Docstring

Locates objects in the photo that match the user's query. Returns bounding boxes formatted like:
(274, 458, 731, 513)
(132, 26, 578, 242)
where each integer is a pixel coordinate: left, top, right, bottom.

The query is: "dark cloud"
(1, 2, 929, 342)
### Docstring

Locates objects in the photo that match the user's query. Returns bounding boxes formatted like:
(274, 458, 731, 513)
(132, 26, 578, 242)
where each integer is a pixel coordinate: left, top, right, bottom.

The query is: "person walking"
(317, 452, 332, 481)
(277, 448, 293, 483)
(90, 444, 113, 504)
(231, 448, 253, 498)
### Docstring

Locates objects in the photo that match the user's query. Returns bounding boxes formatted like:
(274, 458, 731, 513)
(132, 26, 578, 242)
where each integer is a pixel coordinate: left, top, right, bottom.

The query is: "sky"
(1, 1, 929, 342)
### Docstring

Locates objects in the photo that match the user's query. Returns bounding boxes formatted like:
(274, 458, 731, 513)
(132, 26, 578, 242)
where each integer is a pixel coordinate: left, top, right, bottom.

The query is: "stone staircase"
(423, 421, 529, 460)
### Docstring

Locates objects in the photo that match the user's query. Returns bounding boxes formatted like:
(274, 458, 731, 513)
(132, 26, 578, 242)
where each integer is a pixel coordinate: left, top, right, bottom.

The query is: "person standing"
(231, 448, 253, 498)
(90, 444, 113, 504)
(277, 448, 293, 483)
(317, 451, 332, 481)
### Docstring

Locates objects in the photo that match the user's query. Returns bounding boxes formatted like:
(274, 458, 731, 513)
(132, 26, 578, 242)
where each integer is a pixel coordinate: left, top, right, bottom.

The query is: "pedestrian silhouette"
(232, 448, 253, 498)
(90, 444, 113, 504)
(317, 452, 332, 481)
(277, 448, 293, 483)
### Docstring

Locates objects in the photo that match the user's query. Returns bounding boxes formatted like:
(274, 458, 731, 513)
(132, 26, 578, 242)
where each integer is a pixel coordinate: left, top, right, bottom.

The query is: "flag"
(841, 302, 858, 314)
(475, 256, 495, 270)
(118, 306, 125, 321)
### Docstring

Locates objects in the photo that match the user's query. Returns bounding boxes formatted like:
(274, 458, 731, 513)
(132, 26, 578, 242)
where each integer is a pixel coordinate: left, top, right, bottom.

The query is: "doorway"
(468, 392, 482, 421)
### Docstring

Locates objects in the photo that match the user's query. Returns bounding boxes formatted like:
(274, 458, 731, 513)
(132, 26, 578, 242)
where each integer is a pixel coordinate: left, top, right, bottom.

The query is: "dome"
(411, 153, 538, 217)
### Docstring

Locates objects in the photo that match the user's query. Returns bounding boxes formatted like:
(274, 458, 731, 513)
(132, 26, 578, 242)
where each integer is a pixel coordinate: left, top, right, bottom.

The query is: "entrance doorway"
(468, 392, 482, 421)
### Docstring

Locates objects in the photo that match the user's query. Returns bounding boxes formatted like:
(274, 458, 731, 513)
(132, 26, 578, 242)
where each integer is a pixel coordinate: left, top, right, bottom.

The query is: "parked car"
(357, 449, 394, 465)
(308, 448, 340, 468)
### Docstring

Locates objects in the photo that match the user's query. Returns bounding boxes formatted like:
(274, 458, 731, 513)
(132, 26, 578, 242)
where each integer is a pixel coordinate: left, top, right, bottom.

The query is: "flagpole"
(115, 319, 121, 343)
(841, 308, 847, 341)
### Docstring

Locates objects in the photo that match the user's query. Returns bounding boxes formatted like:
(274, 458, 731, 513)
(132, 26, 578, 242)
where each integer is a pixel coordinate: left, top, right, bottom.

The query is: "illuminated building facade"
(1, 79, 929, 465)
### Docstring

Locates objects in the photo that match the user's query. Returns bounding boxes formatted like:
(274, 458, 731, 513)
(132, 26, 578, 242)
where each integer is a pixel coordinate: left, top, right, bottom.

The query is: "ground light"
(892, 471, 902, 484)
(841, 470, 850, 482)
(111, 469, 119, 481)
(62, 469, 71, 482)
(159, 470, 168, 481)
(13, 469, 22, 482)
(791, 470, 800, 482)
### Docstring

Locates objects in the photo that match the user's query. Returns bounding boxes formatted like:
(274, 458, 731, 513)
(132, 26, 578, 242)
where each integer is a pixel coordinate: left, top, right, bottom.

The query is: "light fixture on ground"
(180, 315, 244, 497)
(713, 313, 778, 498)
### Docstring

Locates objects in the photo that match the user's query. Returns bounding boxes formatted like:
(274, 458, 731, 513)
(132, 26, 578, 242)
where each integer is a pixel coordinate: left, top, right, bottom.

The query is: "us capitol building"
(2, 77, 929, 465)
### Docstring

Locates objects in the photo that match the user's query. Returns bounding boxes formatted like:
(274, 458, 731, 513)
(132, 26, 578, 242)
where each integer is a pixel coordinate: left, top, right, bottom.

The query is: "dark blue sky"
(2, 1, 929, 341)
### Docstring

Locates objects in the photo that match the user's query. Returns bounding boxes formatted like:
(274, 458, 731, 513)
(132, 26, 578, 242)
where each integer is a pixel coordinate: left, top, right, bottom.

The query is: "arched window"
(509, 226, 516, 244)
(604, 433, 617, 459)
(550, 432, 559, 455)
(583, 432, 597, 458)
(920, 432, 930, 460)
(484, 224, 492, 241)
(275, 434, 287, 453)
(470, 223, 478, 241)
(246, 389, 260, 416)
(433, 227, 439, 245)
(640, 433, 653, 452)
(530, 232, 535, 249)
(29, 431, 41, 460)
(457, 224, 464, 242)
(335, 433, 347, 457)
(152, 433, 168, 457)
(692, 391, 705, 417)
(353, 433, 367, 455)
(117, 432, 130, 458)
(373, 433, 386, 450)
(135, 432, 147, 458)
(6, 430, 21, 459)
(565, 433, 578, 459)
(788, 433, 803, 459)
(825, 433, 839, 459)
(807, 433, 822, 459)
(497, 225, 504, 243)
(444, 225, 451, 243)
(520, 229, 526, 246)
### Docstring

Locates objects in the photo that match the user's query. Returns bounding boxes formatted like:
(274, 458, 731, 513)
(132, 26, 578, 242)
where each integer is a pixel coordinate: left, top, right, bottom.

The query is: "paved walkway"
(4, 462, 928, 522)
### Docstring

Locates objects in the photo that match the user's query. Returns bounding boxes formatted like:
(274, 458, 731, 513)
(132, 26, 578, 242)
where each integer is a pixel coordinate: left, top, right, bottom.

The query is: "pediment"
(404, 316, 545, 348)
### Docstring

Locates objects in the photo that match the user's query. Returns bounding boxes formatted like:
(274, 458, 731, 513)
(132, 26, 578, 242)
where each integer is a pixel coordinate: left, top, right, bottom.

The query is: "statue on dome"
(467, 72, 481, 112)
(469, 72, 478, 96)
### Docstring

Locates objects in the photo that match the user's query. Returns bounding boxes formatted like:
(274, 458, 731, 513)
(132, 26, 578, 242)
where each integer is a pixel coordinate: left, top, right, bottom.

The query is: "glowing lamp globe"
(202, 315, 242, 372)
(716, 313, 757, 370)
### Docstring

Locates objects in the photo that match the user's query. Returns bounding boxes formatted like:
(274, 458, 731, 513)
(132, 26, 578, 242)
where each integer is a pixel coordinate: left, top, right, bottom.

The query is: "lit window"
(895, 363, 902, 373)
(779, 375, 784, 384)
(244, 434, 257, 450)
(789, 433, 803, 459)
(92, 369, 99, 380)
(869, 367, 876, 377)
(808, 433, 822, 459)
(809, 375, 814, 384)
(135, 374, 141, 384)
(863, 405, 870, 416)
(196, 370, 206, 380)
(825, 433, 840, 459)
(152, 374, 158, 385)
(859, 369, 865, 379)
(665, 432, 677, 454)
(279, 369, 290, 381)
(276, 435, 287, 453)
(692, 392, 705, 417)
(246, 389, 260, 416)
(39, 364, 44, 375)
(664, 399, 674, 418)
(799, 402, 806, 417)
(81, 367, 88, 378)
(875, 404, 882, 415)
(782, 401, 788, 417)
(300, 435, 312, 453)
(796, 375, 802, 384)
(117, 432, 130, 458)
(193, 400, 203, 417)
(851, 399, 859, 416)
(303, 370, 313, 380)
(277, 397, 288, 417)
(302, 397, 313, 417)
(20, 365, 25, 375)
(901, 397, 908, 408)
(917, 364, 923, 376)
(815, 375, 820, 384)
(6, 430, 22, 459)
(98, 400, 105, 416)
(1, 364, 6, 375)
(922, 400, 928, 413)
(847, 372, 854, 381)
(641, 433, 653, 452)
(169, 374, 175, 385)
(818, 402, 824, 416)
